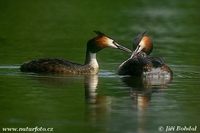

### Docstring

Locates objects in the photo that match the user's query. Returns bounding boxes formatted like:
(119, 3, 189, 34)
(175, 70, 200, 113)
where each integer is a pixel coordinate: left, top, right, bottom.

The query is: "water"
(0, 0, 200, 133)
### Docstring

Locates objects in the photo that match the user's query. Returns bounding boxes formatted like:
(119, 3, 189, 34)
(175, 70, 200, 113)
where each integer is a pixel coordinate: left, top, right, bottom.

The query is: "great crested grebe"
(118, 32, 173, 78)
(20, 31, 132, 75)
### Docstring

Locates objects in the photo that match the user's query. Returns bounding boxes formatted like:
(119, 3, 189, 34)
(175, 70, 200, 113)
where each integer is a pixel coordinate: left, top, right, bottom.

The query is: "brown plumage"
(20, 58, 97, 74)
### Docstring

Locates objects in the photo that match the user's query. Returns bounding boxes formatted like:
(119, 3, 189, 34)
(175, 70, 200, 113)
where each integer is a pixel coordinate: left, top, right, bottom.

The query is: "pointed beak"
(114, 42, 132, 53)
(130, 45, 143, 58)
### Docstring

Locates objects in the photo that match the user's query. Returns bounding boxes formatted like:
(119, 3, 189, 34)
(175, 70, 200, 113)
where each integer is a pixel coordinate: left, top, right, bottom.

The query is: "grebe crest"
(20, 31, 131, 75)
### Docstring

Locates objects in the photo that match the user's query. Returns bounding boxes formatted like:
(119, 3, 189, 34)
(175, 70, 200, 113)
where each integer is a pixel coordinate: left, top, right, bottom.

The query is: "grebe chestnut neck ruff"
(20, 31, 131, 75)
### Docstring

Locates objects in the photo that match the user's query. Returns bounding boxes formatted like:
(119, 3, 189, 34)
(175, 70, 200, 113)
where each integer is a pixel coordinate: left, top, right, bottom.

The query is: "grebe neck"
(85, 50, 99, 68)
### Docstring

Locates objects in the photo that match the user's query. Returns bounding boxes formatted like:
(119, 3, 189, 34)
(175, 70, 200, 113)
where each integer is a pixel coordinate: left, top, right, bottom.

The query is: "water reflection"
(121, 76, 172, 133)
(17, 72, 172, 133)
(121, 76, 172, 110)
(85, 75, 111, 105)
(84, 75, 111, 131)
(83, 73, 172, 133)
(84, 75, 98, 104)
(84, 75, 172, 111)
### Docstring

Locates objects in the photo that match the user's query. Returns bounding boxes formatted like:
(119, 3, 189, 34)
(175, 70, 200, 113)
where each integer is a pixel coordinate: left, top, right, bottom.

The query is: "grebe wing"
(144, 57, 165, 67)
(118, 57, 145, 76)
(20, 58, 83, 73)
(118, 58, 133, 75)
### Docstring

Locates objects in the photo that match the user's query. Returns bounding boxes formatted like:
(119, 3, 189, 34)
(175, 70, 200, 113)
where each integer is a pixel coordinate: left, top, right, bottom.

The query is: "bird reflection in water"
(121, 75, 172, 133)
(24, 70, 172, 133)
(121, 75, 172, 110)
(84, 74, 112, 128)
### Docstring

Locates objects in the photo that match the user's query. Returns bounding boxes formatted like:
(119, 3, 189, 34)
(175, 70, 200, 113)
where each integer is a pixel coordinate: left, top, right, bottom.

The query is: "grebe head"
(131, 32, 153, 58)
(87, 31, 131, 53)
